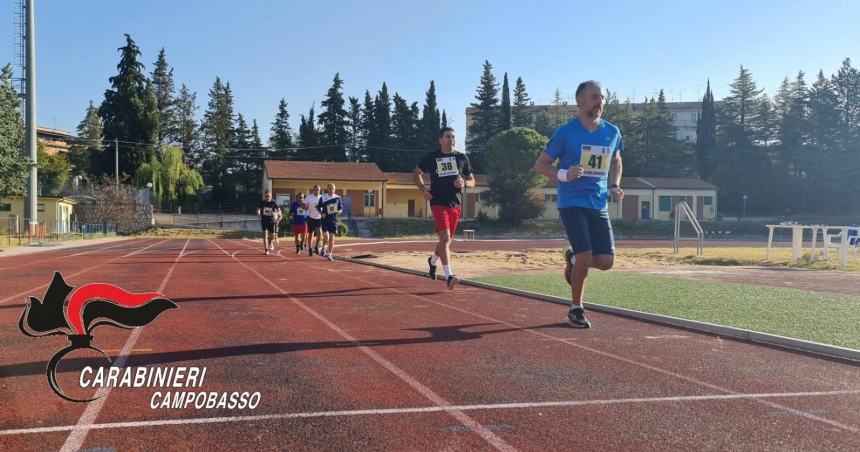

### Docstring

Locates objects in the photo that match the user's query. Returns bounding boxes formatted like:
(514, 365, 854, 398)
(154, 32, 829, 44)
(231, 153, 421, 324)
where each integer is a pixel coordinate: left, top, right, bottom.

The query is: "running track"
(0, 239, 857, 451)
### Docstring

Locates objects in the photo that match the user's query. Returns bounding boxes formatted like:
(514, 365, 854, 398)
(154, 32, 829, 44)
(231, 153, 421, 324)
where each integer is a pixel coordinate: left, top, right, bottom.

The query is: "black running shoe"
(427, 257, 438, 280)
(296, 245, 300, 254)
(308, 245, 313, 256)
(563, 247, 575, 286)
(566, 307, 591, 328)
(446, 275, 459, 290)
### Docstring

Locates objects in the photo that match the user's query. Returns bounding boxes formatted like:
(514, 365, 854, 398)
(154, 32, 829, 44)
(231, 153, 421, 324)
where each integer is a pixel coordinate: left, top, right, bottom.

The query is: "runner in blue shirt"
(317, 183, 343, 262)
(289, 193, 309, 254)
(534, 80, 624, 328)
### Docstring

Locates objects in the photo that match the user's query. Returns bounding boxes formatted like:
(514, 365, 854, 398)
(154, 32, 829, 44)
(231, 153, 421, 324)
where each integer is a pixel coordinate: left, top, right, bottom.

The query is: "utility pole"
(24, 0, 37, 227)
(115, 138, 119, 185)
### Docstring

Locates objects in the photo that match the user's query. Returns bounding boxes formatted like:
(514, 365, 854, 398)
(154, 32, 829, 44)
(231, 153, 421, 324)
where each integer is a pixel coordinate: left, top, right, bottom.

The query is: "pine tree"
(231, 113, 252, 195)
(174, 84, 199, 164)
(298, 106, 320, 159)
(200, 77, 235, 199)
(151, 48, 176, 146)
(0, 64, 28, 196)
(467, 60, 500, 172)
(441, 110, 447, 128)
(831, 58, 860, 144)
(420, 80, 441, 152)
(317, 73, 348, 161)
(269, 98, 294, 159)
(69, 101, 104, 176)
(695, 80, 717, 180)
(98, 34, 160, 177)
(367, 83, 394, 170)
(512, 76, 531, 127)
(391, 93, 419, 171)
(361, 90, 376, 161)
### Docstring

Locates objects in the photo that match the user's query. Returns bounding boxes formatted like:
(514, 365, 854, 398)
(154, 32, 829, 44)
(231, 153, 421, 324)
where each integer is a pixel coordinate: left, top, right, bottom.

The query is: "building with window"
(0, 196, 78, 233)
(37, 126, 73, 155)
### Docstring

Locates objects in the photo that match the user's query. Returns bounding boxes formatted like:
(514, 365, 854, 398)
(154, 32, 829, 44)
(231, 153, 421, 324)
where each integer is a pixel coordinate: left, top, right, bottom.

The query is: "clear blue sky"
(3, 0, 859, 139)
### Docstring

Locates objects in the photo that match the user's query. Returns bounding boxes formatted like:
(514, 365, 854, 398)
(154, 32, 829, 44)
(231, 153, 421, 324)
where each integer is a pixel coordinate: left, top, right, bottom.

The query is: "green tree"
(151, 48, 176, 146)
(695, 81, 717, 180)
(499, 73, 512, 131)
(512, 76, 531, 127)
(134, 146, 203, 204)
(269, 98, 294, 159)
(37, 144, 70, 195)
(366, 83, 394, 169)
(346, 96, 364, 162)
(69, 101, 103, 176)
(831, 57, 860, 144)
(297, 106, 320, 158)
(317, 73, 348, 161)
(174, 84, 199, 162)
(441, 110, 447, 128)
(467, 60, 500, 172)
(200, 77, 235, 199)
(420, 80, 441, 152)
(98, 34, 159, 177)
(0, 64, 29, 196)
(482, 128, 548, 224)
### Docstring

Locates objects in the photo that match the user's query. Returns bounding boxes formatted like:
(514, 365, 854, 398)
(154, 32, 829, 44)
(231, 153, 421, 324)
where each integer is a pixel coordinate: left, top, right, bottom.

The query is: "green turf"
(474, 271, 860, 350)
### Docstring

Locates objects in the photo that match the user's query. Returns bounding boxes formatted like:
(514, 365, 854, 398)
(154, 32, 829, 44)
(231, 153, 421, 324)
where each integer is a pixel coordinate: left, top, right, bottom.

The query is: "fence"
(1, 215, 117, 247)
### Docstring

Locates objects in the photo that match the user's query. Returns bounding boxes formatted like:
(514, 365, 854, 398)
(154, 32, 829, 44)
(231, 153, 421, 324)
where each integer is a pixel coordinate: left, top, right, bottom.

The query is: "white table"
(821, 226, 860, 268)
(765, 224, 826, 264)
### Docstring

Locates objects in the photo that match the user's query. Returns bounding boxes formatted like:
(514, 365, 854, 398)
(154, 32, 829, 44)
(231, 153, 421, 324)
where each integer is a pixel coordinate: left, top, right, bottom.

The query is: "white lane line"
(0, 239, 141, 270)
(3, 390, 858, 436)
(334, 238, 567, 249)
(60, 239, 192, 452)
(210, 240, 515, 452)
(0, 239, 169, 306)
(295, 249, 860, 434)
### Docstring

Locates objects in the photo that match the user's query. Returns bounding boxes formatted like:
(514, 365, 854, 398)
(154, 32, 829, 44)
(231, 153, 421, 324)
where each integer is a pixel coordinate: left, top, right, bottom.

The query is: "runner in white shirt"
(303, 185, 324, 256)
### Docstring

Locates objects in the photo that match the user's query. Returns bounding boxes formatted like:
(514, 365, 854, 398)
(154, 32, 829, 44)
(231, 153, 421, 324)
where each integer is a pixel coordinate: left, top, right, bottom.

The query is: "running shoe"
(427, 257, 438, 280)
(446, 275, 459, 290)
(566, 307, 591, 328)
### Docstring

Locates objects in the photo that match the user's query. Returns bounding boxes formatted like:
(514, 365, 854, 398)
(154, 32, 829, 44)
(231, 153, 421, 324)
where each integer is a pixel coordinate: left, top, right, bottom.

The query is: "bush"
(337, 221, 349, 237)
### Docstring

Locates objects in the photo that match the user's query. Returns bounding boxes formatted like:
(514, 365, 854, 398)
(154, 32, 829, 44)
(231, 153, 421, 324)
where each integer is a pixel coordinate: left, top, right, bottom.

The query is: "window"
(704, 196, 713, 206)
(545, 194, 558, 203)
(659, 196, 671, 212)
(0, 203, 10, 212)
(364, 190, 376, 207)
(37, 203, 45, 212)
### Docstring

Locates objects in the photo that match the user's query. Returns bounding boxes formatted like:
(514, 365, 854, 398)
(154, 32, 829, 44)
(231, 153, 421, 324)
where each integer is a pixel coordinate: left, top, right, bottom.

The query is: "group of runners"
(257, 80, 623, 329)
(256, 183, 343, 261)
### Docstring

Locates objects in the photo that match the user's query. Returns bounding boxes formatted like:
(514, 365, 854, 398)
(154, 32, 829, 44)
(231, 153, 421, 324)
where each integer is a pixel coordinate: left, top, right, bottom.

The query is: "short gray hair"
(575, 80, 602, 98)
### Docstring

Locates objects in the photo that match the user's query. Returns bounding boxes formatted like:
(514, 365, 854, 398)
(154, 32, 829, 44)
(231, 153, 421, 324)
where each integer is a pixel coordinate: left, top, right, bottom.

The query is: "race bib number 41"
(579, 145, 612, 177)
(435, 156, 459, 177)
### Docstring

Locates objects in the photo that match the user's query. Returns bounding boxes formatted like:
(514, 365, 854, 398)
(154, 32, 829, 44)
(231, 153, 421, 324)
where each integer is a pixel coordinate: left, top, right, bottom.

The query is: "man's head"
(264, 191, 272, 201)
(438, 127, 455, 153)
(575, 80, 605, 121)
(326, 183, 336, 195)
(312, 185, 321, 195)
(296, 192, 305, 203)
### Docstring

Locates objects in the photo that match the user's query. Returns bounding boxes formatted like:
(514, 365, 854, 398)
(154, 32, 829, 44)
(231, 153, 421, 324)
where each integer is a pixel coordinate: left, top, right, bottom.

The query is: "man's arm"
(609, 154, 623, 188)
(414, 167, 432, 200)
(534, 152, 583, 182)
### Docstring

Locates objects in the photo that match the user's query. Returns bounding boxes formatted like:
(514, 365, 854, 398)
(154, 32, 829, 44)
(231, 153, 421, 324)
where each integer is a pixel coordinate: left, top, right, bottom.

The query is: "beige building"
(1, 196, 77, 233)
(262, 161, 718, 221)
(37, 126, 73, 155)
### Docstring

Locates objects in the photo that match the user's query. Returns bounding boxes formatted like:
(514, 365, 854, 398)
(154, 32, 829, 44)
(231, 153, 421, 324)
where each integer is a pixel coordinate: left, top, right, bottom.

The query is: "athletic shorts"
(431, 205, 461, 236)
(559, 206, 615, 256)
(322, 220, 338, 234)
(292, 224, 308, 235)
(261, 221, 275, 234)
(307, 217, 321, 231)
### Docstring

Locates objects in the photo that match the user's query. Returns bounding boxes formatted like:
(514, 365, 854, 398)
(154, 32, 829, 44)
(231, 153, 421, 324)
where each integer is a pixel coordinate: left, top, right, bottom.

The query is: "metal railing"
(673, 201, 704, 256)
(1, 215, 116, 247)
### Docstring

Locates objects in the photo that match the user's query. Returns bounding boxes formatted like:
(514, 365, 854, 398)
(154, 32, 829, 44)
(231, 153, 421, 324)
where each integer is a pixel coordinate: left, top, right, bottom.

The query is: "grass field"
(474, 271, 860, 349)
(623, 246, 860, 272)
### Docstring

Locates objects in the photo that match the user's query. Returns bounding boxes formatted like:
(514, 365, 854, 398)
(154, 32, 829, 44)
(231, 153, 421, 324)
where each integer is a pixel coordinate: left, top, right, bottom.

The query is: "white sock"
(569, 254, 576, 266)
(430, 255, 440, 266)
(571, 303, 583, 310)
(443, 265, 452, 277)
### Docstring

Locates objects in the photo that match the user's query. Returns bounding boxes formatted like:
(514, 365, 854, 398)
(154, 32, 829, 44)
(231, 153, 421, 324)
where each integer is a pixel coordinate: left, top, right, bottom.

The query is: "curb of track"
(334, 254, 860, 363)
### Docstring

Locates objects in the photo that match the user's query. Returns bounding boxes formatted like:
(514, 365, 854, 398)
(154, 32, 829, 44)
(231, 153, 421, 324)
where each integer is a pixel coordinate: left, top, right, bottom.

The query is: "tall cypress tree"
(421, 80, 441, 152)
(232, 113, 252, 195)
(318, 73, 348, 161)
(174, 84, 199, 165)
(270, 98, 294, 159)
(69, 101, 104, 176)
(297, 106, 320, 160)
(695, 80, 717, 180)
(441, 110, 447, 128)
(151, 48, 176, 147)
(391, 93, 420, 170)
(499, 72, 512, 131)
(467, 60, 499, 172)
(831, 58, 860, 145)
(346, 96, 363, 162)
(369, 83, 394, 170)
(512, 76, 531, 127)
(98, 34, 159, 177)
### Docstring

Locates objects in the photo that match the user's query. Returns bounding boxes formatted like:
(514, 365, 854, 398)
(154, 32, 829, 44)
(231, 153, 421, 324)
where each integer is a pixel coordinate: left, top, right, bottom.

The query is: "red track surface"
(0, 238, 857, 451)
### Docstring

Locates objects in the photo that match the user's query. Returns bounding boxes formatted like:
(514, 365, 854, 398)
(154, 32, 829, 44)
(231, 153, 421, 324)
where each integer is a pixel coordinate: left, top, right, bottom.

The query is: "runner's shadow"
(0, 322, 571, 378)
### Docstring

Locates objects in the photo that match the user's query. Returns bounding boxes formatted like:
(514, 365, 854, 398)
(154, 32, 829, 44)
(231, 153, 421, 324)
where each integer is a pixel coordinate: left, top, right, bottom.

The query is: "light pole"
(800, 171, 807, 209)
(741, 194, 748, 220)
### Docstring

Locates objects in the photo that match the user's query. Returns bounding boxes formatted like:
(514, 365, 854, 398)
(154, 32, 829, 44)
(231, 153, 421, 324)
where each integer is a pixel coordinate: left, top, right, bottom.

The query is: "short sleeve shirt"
(304, 193, 322, 220)
(545, 119, 623, 210)
(258, 200, 279, 223)
(318, 194, 343, 222)
(417, 150, 473, 207)
(289, 202, 308, 225)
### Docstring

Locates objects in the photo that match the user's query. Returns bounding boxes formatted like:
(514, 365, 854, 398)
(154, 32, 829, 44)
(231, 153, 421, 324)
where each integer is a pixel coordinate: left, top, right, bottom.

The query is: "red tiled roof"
(384, 172, 417, 185)
(265, 161, 387, 181)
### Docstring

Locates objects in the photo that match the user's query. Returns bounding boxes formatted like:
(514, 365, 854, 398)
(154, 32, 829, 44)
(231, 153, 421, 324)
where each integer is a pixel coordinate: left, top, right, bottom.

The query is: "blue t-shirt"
(289, 202, 308, 226)
(318, 194, 343, 223)
(545, 118, 623, 210)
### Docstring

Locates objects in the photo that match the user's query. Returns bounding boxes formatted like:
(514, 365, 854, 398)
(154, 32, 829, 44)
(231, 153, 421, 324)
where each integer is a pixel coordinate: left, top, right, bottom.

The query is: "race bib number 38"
(579, 145, 612, 177)
(326, 204, 338, 214)
(435, 157, 459, 177)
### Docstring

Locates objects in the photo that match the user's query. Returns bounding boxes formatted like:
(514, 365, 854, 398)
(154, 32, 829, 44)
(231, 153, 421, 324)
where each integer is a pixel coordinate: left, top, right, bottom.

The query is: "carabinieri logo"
(18, 272, 177, 402)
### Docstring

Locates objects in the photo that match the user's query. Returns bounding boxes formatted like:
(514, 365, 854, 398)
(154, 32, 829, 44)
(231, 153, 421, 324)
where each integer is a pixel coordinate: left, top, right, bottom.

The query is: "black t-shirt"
(258, 200, 279, 223)
(417, 150, 473, 207)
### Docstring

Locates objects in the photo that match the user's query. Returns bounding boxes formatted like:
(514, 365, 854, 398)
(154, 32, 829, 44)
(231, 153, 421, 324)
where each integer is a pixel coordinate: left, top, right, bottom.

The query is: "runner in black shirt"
(257, 191, 280, 255)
